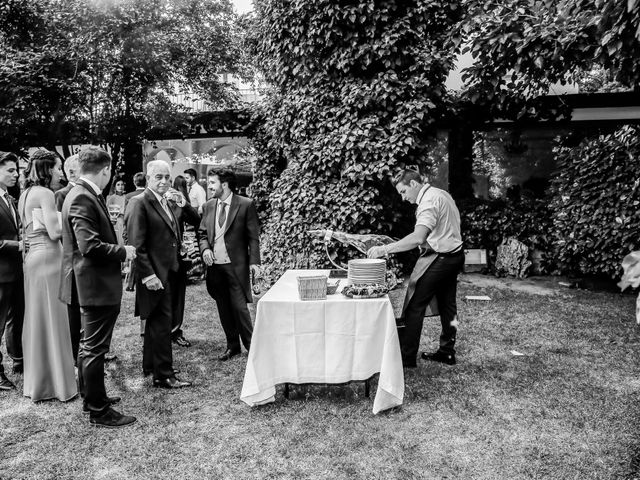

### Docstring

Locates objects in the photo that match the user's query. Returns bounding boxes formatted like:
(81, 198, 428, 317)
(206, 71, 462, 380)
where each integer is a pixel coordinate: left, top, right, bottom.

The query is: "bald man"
(126, 160, 199, 389)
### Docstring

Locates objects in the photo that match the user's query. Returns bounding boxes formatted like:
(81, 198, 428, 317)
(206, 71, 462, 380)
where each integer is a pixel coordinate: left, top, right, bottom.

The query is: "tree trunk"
(447, 123, 475, 202)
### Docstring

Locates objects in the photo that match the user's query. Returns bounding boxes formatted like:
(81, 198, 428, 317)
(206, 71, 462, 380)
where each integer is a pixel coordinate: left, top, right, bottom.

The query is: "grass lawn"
(1, 276, 639, 479)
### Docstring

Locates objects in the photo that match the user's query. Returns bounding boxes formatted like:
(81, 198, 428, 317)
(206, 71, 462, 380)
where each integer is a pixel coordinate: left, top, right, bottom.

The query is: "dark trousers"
(143, 272, 175, 380)
(0, 279, 24, 374)
(67, 304, 81, 367)
(206, 264, 252, 352)
(171, 266, 187, 340)
(399, 252, 464, 362)
(78, 304, 120, 417)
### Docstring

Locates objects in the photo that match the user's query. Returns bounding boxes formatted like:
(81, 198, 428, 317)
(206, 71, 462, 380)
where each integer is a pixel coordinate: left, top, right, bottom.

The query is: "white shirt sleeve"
(415, 196, 439, 231)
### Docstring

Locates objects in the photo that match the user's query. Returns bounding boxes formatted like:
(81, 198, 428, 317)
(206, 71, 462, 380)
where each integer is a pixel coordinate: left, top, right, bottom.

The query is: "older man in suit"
(0, 152, 24, 390)
(199, 168, 260, 361)
(127, 160, 199, 388)
(54, 154, 79, 211)
(60, 146, 137, 427)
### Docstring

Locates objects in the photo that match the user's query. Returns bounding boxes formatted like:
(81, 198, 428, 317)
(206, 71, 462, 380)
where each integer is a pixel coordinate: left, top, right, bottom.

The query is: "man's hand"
(202, 249, 214, 266)
(145, 277, 164, 291)
(18, 240, 24, 252)
(124, 245, 137, 261)
(367, 246, 387, 259)
(250, 264, 260, 277)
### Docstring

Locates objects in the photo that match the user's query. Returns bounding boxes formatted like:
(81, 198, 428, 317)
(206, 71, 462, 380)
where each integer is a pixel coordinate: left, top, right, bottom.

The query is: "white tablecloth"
(240, 269, 404, 414)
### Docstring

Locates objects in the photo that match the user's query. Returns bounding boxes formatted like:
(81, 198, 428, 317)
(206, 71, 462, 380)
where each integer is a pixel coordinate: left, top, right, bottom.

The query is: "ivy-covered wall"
(251, 0, 462, 275)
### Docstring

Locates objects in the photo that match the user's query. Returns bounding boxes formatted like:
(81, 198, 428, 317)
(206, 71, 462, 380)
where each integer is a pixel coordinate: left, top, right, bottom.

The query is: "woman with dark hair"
(173, 175, 189, 204)
(106, 176, 126, 246)
(18, 149, 76, 402)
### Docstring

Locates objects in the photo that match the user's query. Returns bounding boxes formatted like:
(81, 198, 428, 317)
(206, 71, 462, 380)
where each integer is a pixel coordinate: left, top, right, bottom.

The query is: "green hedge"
(549, 125, 640, 280)
(460, 195, 553, 272)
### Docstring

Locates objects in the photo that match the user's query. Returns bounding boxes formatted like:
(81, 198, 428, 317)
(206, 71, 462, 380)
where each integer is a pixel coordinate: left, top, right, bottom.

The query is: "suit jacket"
(0, 194, 21, 283)
(198, 194, 260, 303)
(59, 179, 127, 307)
(127, 188, 199, 319)
(54, 183, 74, 212)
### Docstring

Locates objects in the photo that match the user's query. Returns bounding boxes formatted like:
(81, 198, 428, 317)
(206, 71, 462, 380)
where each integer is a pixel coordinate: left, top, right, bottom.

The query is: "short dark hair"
(208, 168, 237, 192)
(392, 169, 422, 187)
(78, 146, 111, 174)
(183, 168, 197, 179)
(0, 151, 18, 167)
(25, 149, 58, 189)
(133, 172, 146, 188)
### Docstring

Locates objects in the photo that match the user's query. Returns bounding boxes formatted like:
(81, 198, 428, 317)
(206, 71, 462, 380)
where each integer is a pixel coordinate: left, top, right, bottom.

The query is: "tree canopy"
(0, 0, 246, 173)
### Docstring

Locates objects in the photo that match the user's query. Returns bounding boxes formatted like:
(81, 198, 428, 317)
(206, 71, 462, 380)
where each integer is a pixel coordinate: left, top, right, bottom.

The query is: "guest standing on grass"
(106, 176, 127, 246)
(127, 161, 199, 388)
(0, 152, 24, 391)
(184, 168, 207, 215)
(19, 150, 77, 402)
(123, 172, 147, 292)
(60, 146, 137, 428)
(54, 154, 79, 211)
(199, 168, 261, 361)
(55, 153, 82, 366)
(169, 175, 200, 348)
(367, 169, 464, 368)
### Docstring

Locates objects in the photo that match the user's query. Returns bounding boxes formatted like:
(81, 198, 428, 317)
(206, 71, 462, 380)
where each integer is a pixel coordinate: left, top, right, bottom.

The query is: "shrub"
(549, 125, 640, 280)
(460, 195, 553, 272)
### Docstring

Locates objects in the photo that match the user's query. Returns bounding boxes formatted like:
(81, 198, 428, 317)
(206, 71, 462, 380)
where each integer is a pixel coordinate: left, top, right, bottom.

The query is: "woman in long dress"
(106, 176, 126, 246)
(19, 150, 77, 402)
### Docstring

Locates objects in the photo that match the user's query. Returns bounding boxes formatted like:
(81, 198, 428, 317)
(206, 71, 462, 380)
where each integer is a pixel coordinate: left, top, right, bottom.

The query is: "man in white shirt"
(184, 168, 207, 215)
(368, 169, 464, 368)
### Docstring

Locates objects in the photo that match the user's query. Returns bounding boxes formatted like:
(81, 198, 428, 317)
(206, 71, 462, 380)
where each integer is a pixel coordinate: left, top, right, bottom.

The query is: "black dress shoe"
(172, 335, 191, 347)
(218, 349, 241, 361)
(421, 351, 456, 365)
(83, 396, 122, 414)
(153, 376, 192, 389)
(144, 369, 180, 376)
(12, 363, 23, 374)
(125, 286, 134, 292)
(0, 373, 16, 391)
(395, 318, 406, 329)
(402, 358, 417, 369)
(89, 408, 136, 428)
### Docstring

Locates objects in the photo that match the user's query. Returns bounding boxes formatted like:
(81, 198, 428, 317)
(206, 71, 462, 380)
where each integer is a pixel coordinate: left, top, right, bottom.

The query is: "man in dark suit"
(54, 153, 82, 366)
(122, 172, 146, 292)
(54, 153, 79, 211)
(60, 146, 137, 427)
(198, 168, 260, 361)
(0, 152, 24, 390)
(124, 172, 146, 203)
(127, 160, 198, 388)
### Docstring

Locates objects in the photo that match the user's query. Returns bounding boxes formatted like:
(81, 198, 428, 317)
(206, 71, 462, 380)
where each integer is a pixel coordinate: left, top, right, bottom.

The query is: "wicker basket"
(297, 275, 327, 301)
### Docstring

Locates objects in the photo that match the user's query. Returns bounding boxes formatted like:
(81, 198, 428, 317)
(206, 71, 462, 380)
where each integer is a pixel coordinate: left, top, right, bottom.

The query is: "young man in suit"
(127, 160, 199, 388)
(198, 168, 260, 361)
(60, 146, 137, 427)
(0, 152, 24, 390)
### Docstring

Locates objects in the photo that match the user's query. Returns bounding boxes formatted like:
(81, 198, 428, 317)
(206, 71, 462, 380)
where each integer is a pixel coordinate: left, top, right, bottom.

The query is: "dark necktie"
(218, 202, 227, 228)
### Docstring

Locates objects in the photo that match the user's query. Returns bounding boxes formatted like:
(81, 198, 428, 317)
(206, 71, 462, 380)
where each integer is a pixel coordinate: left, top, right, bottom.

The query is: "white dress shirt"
(213, 193, 232, 264)
(414, 184, 462, 254)
(188, 182, 207, 213)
